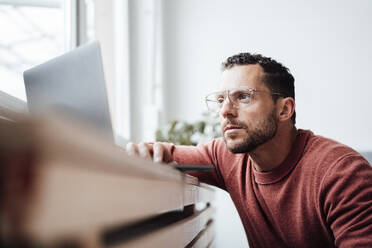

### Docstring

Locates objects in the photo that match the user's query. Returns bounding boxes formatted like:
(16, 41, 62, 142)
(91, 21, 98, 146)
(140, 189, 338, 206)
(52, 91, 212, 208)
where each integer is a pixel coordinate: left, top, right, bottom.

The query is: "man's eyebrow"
(216, 92, 225, 97)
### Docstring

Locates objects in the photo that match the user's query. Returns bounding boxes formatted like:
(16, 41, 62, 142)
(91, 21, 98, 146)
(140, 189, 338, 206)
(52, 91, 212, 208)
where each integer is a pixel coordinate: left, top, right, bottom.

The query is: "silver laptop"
(23, 41, 114, 142)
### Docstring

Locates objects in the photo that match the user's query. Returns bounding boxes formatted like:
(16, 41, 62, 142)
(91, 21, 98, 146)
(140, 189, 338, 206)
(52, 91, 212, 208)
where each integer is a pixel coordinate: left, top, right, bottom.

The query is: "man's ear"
(277, 97, 295, 122)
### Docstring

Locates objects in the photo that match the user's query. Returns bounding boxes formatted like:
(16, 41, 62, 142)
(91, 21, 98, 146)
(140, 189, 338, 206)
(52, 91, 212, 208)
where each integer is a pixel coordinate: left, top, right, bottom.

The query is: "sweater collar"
(251, 129, 312, 185)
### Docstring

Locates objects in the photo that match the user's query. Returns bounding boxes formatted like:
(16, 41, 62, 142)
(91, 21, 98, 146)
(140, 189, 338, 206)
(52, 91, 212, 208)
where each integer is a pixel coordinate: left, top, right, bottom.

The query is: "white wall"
(160, 0, 372, 247)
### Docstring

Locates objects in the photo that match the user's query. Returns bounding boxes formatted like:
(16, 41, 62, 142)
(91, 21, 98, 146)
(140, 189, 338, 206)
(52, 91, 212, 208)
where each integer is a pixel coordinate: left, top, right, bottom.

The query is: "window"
(0, 0, 130, 141)
(0, 0, 95, 101)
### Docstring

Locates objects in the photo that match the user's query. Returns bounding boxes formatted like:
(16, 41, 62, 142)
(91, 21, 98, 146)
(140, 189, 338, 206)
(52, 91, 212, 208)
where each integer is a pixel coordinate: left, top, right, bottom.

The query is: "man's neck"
(249, 127, 298, 172)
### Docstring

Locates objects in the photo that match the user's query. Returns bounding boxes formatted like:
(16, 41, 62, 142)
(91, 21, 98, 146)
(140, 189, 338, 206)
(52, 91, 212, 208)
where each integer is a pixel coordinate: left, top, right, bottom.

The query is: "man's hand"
(126, 142, 175, 164)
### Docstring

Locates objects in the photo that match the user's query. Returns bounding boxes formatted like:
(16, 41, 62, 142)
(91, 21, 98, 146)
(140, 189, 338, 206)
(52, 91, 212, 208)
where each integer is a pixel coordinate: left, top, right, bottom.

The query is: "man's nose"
(220, 96, 237, 119)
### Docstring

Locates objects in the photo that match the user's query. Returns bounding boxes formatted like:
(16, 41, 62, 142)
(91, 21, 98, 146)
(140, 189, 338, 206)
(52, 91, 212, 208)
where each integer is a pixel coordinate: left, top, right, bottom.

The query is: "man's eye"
(217, 96, 225, 104)
(238, 93, 250, 101)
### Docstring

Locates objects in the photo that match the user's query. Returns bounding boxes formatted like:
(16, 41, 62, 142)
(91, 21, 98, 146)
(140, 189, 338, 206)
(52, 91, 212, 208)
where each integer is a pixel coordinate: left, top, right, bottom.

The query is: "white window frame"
(65, 0, 91, 49)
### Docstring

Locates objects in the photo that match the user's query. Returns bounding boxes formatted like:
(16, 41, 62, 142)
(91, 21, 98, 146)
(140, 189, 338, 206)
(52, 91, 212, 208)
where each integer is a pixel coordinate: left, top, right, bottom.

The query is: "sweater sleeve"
(165, 139, 227, 190)
(320, 155, 372, 247)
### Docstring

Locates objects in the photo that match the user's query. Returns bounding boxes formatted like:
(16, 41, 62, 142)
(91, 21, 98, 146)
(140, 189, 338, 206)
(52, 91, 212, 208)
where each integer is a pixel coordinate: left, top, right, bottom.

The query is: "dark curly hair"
(222, 53, 296, 125)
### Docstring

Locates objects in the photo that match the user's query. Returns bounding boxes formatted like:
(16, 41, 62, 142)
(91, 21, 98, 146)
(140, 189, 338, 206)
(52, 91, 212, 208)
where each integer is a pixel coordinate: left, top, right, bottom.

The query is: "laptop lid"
(23, 41, 114, 141)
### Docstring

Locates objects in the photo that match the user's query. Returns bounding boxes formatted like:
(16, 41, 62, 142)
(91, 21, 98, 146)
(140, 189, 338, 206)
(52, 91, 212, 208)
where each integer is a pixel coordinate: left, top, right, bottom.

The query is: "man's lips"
(224, 125, 244, 133)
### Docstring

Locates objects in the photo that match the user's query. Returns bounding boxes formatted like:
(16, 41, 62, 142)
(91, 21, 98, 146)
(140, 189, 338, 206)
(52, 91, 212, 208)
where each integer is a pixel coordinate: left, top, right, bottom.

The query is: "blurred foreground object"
(0, 112, 215, 247)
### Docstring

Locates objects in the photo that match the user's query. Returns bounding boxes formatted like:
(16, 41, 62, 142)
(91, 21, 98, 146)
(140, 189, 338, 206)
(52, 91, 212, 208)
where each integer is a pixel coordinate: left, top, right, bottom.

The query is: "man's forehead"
(220, 64, 265, 90)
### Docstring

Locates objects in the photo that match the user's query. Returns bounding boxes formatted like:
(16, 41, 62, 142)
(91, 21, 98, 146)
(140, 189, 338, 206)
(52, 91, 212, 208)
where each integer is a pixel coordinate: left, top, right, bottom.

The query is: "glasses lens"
(229, 89, 253, 105)
(206, 92, 225, 112)
(206, 100, 220, 112)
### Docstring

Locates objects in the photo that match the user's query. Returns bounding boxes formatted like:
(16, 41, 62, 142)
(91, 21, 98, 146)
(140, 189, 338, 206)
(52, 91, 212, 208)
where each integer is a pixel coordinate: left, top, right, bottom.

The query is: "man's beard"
(222, 109, 278, 153)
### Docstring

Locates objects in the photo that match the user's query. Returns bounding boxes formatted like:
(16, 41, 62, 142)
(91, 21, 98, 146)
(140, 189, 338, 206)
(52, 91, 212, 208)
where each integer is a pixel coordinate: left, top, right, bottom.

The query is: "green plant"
(155, 111, 221, 146)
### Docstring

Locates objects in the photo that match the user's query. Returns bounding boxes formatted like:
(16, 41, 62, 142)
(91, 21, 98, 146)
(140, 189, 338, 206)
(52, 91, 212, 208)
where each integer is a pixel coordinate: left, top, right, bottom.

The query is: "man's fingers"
(153, 143, 164, 163)
(153, 143, 174, 163)
(126, 142, 173, 164)
(163, 145, 175, 164)
(126, 142, 139, 156)
(138, 142, 151, 160)
(126, 142, 153, 160)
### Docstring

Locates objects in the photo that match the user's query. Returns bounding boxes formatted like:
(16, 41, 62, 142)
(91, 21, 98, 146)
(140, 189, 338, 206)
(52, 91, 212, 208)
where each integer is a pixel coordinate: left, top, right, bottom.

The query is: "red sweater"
(168, 129, 372, 247)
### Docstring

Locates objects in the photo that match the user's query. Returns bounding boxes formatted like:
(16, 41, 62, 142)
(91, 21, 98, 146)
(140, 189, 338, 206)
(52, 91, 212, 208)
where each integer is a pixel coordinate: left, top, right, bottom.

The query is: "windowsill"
(0, 90, 27, 115)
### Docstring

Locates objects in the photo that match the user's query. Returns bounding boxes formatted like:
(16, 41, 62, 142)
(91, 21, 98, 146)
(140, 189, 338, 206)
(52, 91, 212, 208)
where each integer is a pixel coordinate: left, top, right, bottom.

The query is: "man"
(126, 53, 372, 247)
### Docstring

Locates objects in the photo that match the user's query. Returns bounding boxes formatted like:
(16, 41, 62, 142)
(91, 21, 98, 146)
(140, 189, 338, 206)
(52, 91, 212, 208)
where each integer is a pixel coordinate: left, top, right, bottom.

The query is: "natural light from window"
(0, 0, 65, 100)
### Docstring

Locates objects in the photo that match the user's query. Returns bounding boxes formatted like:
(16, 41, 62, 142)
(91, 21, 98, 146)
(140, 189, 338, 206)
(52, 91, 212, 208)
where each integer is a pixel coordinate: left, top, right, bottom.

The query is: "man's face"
(220, 64, 278, 153)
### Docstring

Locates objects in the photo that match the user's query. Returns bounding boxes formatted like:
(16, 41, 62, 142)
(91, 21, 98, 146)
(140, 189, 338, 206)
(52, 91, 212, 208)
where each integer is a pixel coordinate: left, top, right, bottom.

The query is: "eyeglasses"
(205, 87, 284, 112)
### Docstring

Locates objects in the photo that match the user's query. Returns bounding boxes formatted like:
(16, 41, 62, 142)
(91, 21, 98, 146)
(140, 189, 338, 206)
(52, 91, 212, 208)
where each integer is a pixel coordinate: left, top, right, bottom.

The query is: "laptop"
(23, 41, 214, 172)
(23, 41, 114, 142)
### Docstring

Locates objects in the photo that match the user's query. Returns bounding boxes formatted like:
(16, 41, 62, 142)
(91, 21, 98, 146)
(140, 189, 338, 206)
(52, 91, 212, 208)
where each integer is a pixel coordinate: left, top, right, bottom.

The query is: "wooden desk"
(0, 114, 215, 247)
